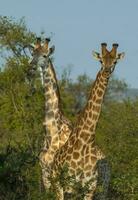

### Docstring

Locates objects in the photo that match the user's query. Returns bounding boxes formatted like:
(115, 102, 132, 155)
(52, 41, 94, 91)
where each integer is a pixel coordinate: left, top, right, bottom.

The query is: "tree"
(0, 16, 46, 200)
(96, 100, 138, 200)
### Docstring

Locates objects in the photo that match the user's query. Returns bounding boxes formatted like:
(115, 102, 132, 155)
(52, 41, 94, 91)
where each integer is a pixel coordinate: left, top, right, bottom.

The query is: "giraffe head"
(29, 37, 55, 67)
(92, 43, 125, 72)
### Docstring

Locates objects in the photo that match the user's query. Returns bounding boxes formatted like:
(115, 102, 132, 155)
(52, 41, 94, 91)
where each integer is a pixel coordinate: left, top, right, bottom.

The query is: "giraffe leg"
(54, 183, 64, 200)
(83, 171, 98, 200)
(41, 168, 52, 189)
(84, 184, 97, 200)
(41, 165, 64, 199)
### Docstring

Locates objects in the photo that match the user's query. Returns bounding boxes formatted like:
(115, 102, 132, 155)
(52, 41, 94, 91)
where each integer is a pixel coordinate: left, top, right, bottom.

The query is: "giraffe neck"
(52, 67, 113, 200)
(44, 59, 61, 125)
(42, 59, 61, 147)
(53, 67, 111, 168)
(42, 59, 72, 153)
(75, 67, 111, 142)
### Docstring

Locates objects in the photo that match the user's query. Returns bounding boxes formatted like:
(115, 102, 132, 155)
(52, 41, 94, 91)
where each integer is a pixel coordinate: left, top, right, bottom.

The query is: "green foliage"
(48, 165, 93, 200)
(0, 16, 35, 58)
(59, 69, 92, 122)
(96, 100, 138, 199)
(0, 16, 46, 200)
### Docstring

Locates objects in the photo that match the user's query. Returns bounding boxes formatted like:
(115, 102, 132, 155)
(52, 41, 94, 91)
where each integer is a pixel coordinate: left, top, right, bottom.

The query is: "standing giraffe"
(29, 38, 72, 188)
(51, 43, 125, 199)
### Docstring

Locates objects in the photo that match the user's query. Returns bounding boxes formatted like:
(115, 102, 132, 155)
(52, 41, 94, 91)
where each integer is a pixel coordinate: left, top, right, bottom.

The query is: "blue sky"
(1, 0, 138, 88)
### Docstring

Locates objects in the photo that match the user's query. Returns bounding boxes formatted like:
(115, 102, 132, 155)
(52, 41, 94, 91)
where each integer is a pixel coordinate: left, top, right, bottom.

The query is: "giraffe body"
(29, 38, 72, 189)
(51, 43, 124, 199)
(53, 68, 110, 199)
(39, 59, 72, 188)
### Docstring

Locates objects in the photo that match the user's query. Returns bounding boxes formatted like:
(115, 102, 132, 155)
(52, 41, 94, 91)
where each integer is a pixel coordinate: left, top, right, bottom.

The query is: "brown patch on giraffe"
(71, 160, 77, 168)
(91, 155, 97, 163)
(79, 118, 84, 126)
(91, 140, 96, 148)
(76, 166, 83, 173)
(87, 119, 92, 126)
(95, 105, 101, 112)
(77, 160, 84, 169)
(76, 127, 81, 133)
(99, 83, 105, 90)
(66, 155, 71, 161)
(85, 155, 90, 163)
(45, 85, 50, 91)
(45, 93, 51, 101)
(92, 95, 96, 101)
(74, 139, 82, 150)
(80, 132, 90, 141)
(86, 171, 91, 177)
(97, 89, 103, 97)
(91, 136, 95, 142)
(103, 81, 108, 87)
(73, 152, 80, 160)
(84, 112, 88, 119)
(96, 98, 102, 104)
(90, 125, 95, 133)
(89, 112, 92, 118)
(85, 165, 92, 171)
(92, 105, 97, 112)
(92, 114, 98, 120)
(91, 147, 96, 155)
(96, 77, 100, 84)
(83, 124, 89, 131)
(68, 147, 73, 154)
(45, 78, 50, 84)
(52, 145, 58, 151)
(100, 76, 105, 83)
(95, 85, 98, 91)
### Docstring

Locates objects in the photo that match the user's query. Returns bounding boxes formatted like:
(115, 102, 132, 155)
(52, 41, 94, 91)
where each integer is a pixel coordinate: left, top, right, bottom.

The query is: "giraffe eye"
(43, 55, 47, 58)
(100, 60, 103, 64)
(114, 61, 117, 65)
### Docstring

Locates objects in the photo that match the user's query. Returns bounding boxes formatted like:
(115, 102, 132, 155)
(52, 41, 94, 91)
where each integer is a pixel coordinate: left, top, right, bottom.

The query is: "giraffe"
(29, 37, 72, 188)
(51, 43, 125, 199)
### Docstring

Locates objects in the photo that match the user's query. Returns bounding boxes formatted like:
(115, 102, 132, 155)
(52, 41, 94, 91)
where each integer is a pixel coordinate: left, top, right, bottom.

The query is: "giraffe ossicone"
(92, 43, 125, 68)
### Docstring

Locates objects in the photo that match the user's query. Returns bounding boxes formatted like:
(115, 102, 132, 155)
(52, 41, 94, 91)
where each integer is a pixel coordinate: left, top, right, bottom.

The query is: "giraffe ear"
(29, 43, 35, 49)
(92, 51, 101, 60)
(117, 52, 125, 60)
(45, 45, 55, 57)
(49, 45, 55, 54)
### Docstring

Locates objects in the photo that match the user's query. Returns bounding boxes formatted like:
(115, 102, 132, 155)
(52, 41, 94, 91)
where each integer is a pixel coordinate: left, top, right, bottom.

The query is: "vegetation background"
(0, 16, 138, 200)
